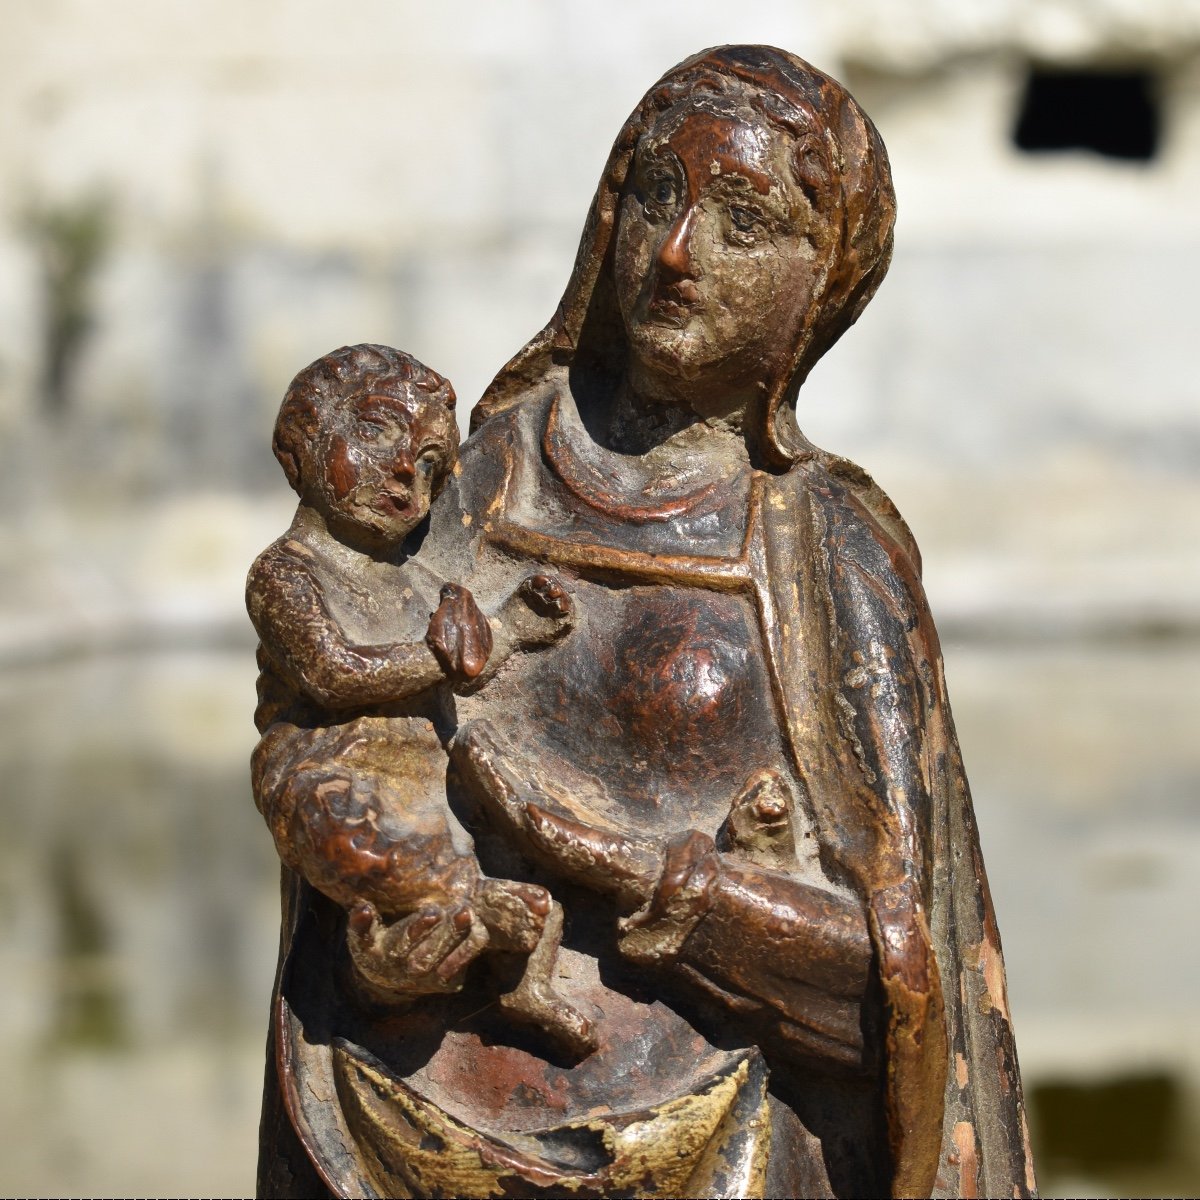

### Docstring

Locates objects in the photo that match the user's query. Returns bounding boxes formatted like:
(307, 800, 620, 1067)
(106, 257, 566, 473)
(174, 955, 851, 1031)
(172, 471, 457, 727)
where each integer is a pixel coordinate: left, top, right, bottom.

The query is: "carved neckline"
(541, 392, 748, 525)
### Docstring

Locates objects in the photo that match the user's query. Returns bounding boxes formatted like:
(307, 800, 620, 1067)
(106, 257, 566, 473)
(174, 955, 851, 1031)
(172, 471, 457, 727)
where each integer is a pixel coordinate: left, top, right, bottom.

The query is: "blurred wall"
(2, 2, 1198, 1196)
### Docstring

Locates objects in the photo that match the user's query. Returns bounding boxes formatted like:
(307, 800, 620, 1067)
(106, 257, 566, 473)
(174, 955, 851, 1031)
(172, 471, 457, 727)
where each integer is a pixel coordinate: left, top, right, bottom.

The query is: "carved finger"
(646, 829, 720, 922)
(402, 903, 472, 977)
(519, 573, 573, 619)
(428, 905, 490, 985)
(347, 899, 378, 939)
(346, 901, 415, 998)
(395, 904, 451, 956)
(348, 902, 428, 965)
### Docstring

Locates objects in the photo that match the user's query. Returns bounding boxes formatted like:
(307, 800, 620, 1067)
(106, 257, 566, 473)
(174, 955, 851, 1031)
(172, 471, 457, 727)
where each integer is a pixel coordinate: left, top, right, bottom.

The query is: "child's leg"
(256, 717, 477, 916)
(476, 879, 596, 1059)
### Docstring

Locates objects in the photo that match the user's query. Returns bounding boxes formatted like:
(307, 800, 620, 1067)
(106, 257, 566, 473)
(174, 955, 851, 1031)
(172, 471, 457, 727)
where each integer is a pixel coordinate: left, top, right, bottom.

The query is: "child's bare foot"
(475, 878, 550, 955)
(519, 573, 572, 619)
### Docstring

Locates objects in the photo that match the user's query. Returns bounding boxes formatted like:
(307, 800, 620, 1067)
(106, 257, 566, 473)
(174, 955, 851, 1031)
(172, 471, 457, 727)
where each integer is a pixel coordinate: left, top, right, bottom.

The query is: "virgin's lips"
(646, 278, 700, 326)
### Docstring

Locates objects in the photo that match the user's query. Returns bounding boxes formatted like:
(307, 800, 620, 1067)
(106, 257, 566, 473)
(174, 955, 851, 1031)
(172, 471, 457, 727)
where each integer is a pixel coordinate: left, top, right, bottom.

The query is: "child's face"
(314, 389, 456, 546)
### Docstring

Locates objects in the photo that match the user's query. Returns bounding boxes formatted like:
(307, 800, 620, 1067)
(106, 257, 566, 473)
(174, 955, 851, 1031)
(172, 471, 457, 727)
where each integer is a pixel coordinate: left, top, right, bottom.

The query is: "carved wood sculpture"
(249, 46, 1037, 1199)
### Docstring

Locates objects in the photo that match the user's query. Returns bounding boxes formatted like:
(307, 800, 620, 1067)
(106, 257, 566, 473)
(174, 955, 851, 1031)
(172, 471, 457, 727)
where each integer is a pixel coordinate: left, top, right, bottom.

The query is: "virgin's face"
(613, 105, 824, 394)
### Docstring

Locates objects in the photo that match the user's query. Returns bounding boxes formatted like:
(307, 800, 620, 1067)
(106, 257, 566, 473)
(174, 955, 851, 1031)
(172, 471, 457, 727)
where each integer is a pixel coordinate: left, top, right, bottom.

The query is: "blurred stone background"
(1, 2, 1198, 1196)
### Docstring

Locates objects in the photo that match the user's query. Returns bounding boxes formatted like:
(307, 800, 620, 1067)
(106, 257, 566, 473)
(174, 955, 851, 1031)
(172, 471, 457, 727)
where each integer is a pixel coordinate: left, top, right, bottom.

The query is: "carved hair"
(635, 69, 834, 214)
(273, 343, 457, 495)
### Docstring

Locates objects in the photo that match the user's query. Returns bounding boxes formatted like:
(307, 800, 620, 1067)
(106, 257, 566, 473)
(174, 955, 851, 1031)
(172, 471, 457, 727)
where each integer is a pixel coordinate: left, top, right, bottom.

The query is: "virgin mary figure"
(261, 45, 1036, 1200)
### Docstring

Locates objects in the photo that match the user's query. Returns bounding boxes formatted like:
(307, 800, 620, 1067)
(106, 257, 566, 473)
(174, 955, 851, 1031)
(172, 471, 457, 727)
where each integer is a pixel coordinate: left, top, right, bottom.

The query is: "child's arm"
(248, 542, 485, 708)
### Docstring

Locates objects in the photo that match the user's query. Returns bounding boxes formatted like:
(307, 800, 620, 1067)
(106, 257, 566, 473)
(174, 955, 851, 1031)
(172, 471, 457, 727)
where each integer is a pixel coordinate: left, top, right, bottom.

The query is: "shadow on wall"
(24, 193, 113, 420)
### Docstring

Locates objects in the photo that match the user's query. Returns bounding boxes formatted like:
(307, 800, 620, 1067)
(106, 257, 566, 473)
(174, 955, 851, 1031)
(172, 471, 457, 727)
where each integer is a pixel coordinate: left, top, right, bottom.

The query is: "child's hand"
(346, 898, 489, 1001)
(426, 583, 493, 681)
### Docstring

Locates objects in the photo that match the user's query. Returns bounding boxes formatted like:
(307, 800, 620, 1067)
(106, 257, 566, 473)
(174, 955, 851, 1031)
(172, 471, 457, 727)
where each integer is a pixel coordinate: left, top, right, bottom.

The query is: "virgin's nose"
(658, 208, 698, 280)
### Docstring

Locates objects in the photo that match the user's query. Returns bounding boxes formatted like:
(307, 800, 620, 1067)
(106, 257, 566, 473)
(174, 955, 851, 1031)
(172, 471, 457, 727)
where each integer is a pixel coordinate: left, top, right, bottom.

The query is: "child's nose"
(391, 449, 415, 483)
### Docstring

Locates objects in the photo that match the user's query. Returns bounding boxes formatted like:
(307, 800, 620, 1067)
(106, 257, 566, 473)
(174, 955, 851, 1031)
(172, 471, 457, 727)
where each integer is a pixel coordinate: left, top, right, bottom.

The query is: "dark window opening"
(1014, 67, 1160, 160)
(1031, 1073, 1180, 1169)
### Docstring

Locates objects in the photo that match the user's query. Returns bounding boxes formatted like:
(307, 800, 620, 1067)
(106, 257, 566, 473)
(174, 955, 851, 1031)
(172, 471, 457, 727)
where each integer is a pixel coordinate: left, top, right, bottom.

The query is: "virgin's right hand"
(346, 898, 489, 1000)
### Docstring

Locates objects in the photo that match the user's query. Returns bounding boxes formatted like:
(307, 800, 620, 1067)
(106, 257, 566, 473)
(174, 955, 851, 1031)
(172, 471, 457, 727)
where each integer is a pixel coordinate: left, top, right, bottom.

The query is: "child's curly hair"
(272, 344, 457, 496)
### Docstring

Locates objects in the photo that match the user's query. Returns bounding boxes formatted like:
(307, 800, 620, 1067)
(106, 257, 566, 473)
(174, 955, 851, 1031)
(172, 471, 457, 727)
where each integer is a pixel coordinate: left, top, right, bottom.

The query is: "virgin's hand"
(346, 899, 489, 1000)
(618, 830, 720, 964)
(426, 583, 493, 681)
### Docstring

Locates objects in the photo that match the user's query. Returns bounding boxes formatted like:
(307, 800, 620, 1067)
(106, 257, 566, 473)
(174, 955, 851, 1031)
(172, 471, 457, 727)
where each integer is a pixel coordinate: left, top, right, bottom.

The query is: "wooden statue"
(250, 46, 1037, 1199)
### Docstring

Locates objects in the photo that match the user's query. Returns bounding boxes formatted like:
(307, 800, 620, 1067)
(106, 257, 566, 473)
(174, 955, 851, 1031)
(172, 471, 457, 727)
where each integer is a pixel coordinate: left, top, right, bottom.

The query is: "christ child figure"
(248, 343, 593, 1056)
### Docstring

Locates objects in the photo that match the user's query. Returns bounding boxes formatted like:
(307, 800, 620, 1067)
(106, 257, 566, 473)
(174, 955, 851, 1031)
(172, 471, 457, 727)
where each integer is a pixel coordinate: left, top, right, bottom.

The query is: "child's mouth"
(374, 486, 413, 517)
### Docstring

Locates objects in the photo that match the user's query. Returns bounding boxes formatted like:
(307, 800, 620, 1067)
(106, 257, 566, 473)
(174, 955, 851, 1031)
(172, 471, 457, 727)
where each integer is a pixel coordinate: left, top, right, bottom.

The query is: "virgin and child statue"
(247, 46, 1037, 1199)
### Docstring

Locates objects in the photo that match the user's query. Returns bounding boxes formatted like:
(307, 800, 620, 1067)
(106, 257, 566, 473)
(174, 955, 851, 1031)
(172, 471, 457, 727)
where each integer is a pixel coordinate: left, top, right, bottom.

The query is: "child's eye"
(416, 447, 442, 475)
(356, 419, 383, 440)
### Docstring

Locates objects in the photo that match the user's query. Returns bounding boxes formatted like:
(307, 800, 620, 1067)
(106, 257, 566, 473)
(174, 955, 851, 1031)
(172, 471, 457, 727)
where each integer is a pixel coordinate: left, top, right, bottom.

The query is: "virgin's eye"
(356, 420, 383, 441)
(416, 447, 442, 476)
(729, 205, 763, 233)
(642, 175, 675, 211)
